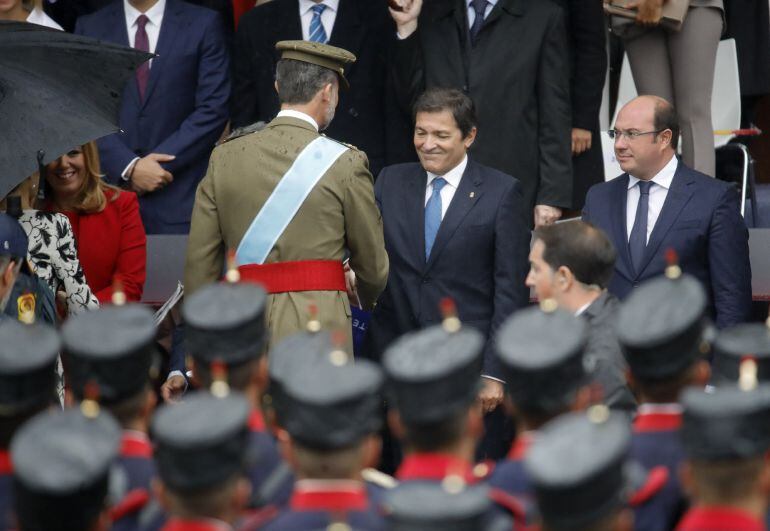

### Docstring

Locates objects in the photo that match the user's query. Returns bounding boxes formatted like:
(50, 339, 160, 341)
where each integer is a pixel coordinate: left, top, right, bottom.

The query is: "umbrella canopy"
(0, 21, 152, 198)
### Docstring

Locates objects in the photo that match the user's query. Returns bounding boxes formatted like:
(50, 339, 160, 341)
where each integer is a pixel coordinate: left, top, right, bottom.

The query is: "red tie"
(134, 14, 150, 101)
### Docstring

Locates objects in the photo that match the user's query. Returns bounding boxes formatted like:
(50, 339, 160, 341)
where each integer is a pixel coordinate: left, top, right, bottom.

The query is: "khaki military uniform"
(184, 115, 389, 350)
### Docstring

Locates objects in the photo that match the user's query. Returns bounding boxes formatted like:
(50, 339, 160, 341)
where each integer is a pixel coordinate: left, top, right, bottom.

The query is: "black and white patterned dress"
(18, 210, 99, 315)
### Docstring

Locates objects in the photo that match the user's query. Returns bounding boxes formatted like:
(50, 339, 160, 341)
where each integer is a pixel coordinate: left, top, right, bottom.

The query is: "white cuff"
(121, 157, 140, 181)
(166, 370, 187, 381)
(482, 375, 505, 384)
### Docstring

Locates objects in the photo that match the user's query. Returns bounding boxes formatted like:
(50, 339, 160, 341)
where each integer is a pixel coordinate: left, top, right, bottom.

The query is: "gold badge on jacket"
(17, 293, 36, 324)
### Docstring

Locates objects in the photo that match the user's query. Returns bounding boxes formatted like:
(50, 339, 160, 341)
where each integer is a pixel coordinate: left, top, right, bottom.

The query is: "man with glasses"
(583, 95, 751, 329)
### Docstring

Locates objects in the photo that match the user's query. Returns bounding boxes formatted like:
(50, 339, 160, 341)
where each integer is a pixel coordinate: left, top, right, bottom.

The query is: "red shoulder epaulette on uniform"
(237, 505, 280, 531)
(488, 487, 529, 529)
(110, 489, 150, 522)
(628, 466, 670, 506)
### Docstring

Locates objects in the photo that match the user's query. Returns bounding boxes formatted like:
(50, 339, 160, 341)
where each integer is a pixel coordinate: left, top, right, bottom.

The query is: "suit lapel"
(328, 0, 364, 76)
(639, 162, 695, 274)
(424, 160, 483, 273)
(610, 175, 635, 281)
(405, 167, 427, 269)
(141, 0, 182, 108)
(483, 0, 523, 27)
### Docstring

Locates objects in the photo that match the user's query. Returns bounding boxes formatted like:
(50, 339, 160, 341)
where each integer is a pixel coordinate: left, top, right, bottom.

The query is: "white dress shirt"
(120, 0, 166, 180)
(466, 0, 498, 27)
(424, 155, 468, 220)
(26, 9, 63, 29)
(124, 0, 165, 53)
(299, 0, 339, 41)
(626, 155, 678, 243)
(276, 109, 319, 131)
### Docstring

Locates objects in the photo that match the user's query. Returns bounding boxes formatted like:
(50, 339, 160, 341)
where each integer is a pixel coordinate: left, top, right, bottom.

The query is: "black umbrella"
(0, 21, 152, 198)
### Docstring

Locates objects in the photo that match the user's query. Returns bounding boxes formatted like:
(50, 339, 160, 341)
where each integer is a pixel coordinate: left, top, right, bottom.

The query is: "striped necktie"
(309, 4, 328, 44)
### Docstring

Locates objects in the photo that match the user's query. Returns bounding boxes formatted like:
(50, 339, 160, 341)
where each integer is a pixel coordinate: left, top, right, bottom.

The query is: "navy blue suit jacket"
(75, 0, 230, 234)
(582, 161, 752, 329)
(365, 159, 530, 380)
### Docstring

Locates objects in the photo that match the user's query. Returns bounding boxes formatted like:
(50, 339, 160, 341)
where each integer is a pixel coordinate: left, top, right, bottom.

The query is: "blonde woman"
(42, 142, 147, 303)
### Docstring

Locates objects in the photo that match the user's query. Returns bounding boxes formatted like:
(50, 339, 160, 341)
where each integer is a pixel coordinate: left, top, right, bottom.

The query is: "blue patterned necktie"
(309, 3, 328, 44)
(425, 177, 448, 258)
(469, 0, 488, 45)
(628, 180, 653, 275)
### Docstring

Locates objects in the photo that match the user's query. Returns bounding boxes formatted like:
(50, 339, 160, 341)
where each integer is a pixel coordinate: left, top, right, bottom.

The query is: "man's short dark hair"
(275, 59, 338, 105)
(402, 410, 467, 453)
(534, 221, 617, 289)
(413, 88, 478, 138)
(653, 98, 680, 150)
(103, 386, 151, 429)
(194, 358, 258, 392)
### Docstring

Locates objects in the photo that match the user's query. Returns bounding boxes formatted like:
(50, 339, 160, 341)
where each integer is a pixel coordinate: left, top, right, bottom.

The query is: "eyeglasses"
(607, 129, 664, 140)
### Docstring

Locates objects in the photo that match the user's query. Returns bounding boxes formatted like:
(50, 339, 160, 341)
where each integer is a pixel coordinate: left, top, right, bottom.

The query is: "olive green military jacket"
(184, 116, 389, 350)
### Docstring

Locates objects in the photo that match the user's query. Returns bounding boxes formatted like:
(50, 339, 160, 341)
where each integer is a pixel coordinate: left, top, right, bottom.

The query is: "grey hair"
(275, 59, 338, 105)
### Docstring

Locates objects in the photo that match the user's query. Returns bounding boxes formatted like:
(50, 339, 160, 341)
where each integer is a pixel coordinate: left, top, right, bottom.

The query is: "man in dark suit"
(526, 220, 635, 413)
(365, 88, 529, 457)
(75, 0, 230, 234)
(583, 95, 752, 329)
(231, 0, 393, 175)
(388, 0, 572, 227)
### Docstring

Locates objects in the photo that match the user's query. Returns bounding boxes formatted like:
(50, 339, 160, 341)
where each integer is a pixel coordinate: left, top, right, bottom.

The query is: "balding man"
(583, 96, 751, 329)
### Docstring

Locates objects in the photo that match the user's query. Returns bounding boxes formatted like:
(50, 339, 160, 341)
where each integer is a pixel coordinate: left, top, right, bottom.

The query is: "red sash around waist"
(237, 260, 346, 294)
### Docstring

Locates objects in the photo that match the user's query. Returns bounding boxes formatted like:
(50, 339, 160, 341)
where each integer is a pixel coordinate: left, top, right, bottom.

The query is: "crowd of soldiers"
(0, 20, 768, 531)
(1, 216, 770, 531)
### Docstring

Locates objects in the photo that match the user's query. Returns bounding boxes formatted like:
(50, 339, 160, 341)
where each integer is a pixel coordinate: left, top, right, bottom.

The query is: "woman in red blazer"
(43, 142, 147, 303)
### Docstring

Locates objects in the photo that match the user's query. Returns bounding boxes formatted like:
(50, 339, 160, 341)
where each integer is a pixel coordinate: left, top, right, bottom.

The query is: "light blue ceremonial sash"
(236, 136, 349, 265)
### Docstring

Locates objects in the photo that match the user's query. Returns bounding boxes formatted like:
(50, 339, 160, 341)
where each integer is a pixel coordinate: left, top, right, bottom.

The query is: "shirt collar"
(637, 403, 683, 415)
(575, 302, 592, 316)
(125, 0, 166, 27)
(299, 0, 339, 16)
(396, 452, 475, 482)
(627, 154, 678, 191)
(427, 155, 468, 190)
(290, 480, 368, 512)
(276, 109, 319, 131)
(466, 0, 499, 8)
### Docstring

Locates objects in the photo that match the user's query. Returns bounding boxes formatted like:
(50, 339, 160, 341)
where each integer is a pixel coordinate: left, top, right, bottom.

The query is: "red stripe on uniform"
(237, 260, 346, 294)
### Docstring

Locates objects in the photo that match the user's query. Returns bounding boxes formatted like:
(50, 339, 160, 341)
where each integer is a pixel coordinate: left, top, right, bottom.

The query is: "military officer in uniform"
(61, 303, 159, 531)
(489, 303, 591, 501)
(258, 339, 386, 530)
(185, 40, 389, 352)
(0, 320, 59, 529)
(677, 363, 770, 531)
(616, 266, 712, 531)
(524, 407, 636, 531)
(182, 279, 293, 509)
(151, 389, 253, 531)
(11, 402, 121, 531)
(381, 306, 526, 524)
